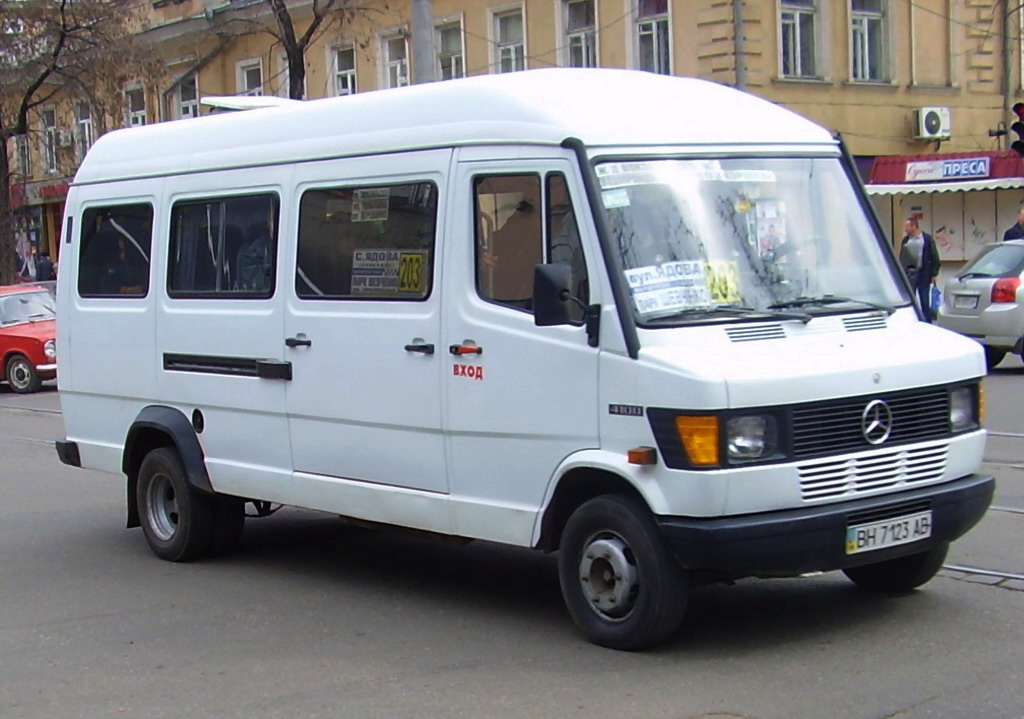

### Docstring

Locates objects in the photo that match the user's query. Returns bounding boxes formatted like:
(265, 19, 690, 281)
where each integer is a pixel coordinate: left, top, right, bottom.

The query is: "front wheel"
(842, 543, 948, 594)
(984, 346, 1007, 372)
(6, 354, 41, 393)
(137, 447, 216, 562)
(558, 495, 688, 651)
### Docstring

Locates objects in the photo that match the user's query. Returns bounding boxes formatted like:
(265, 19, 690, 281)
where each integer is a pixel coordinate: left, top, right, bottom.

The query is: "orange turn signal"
(978, 381, 986, 425)
(627, 446, 658, 465)
(675, 415, 720, 467)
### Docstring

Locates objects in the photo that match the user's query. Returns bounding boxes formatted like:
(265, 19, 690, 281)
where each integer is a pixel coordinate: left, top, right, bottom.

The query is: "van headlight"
(950, 386, 978, 431)
(44, 339, 56, 359)
(726, 415, 778, 462)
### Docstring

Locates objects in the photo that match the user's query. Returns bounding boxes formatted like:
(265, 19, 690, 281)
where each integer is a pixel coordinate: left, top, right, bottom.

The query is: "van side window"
(546, 173, 589, 323)
(78, 204, 154, 298)
(168, 194, 279, 298)
(296, 182, 437, 300)
(474, 175, 542, 311)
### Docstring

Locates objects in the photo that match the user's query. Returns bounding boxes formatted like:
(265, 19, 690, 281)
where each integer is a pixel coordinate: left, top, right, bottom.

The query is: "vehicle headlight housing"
(43, 339, 56, 359)
(726, 415, 778, 462)
(950, 386, 978, 431)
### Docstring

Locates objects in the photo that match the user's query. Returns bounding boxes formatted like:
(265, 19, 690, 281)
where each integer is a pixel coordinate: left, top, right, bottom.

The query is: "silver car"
(937, 239, 1024, 370)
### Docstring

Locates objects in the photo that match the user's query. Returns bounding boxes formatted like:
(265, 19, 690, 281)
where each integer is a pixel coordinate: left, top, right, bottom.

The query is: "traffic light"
(1011, 103, 1024, 156)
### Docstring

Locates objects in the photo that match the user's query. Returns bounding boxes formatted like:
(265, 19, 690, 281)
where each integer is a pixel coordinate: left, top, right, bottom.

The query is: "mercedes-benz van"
(55, 69, 993, 650)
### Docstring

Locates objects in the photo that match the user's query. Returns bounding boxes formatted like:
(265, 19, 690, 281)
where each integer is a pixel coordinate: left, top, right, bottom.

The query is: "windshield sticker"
(705, 261, 741, 304)
(351, 249, 428, 295)
(625, 261, 711, 318)
(351, 188, 390, 222)
(597, 161, 776, 189)
(602, 188, 631, 209)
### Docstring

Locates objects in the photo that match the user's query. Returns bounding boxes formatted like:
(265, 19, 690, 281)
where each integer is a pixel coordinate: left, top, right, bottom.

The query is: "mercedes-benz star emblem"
(861, 399, 893, 445)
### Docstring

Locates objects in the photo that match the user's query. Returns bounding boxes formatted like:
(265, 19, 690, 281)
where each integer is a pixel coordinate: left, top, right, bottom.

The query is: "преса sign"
(905, 157, 990, 182)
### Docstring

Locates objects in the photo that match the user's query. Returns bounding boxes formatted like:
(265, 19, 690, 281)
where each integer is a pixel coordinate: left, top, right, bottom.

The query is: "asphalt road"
(0, 371, 1021, 719)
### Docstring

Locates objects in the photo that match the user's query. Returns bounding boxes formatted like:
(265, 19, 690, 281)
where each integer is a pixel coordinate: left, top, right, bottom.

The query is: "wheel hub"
(578, 534, 639, 620)
(9, 361, 30, 389)
(145, 472, 179, 541)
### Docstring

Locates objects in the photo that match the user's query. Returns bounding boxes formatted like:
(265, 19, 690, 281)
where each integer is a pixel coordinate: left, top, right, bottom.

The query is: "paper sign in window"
(351, 188, 390, 222)
(351, 249, 428, 296)
(624, 261, 710, 319)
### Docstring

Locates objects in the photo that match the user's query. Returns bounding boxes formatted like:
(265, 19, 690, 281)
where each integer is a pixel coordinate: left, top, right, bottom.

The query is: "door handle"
(449, 344, 483, 356)
(285, 337, 312, 348)
(404, 343, 435, 355)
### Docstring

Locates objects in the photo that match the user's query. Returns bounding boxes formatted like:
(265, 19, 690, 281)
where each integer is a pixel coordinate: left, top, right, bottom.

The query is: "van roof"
(74, 69, 837, 185)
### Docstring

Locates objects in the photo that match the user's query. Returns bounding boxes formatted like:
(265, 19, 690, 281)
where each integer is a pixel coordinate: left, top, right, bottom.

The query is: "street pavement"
(0, 370, 1021, 719)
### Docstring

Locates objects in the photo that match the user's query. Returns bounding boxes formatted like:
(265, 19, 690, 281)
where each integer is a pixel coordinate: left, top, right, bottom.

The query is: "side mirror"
(533, 263, 572, 326)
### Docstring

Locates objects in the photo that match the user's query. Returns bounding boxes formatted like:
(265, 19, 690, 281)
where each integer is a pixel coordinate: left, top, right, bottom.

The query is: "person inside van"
(235, 221, 272, 293)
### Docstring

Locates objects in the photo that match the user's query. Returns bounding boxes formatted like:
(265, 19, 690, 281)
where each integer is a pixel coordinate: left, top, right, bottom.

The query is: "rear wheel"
(983, 346, 1007, 371)
(5, 354, 41, 394)
(842, 543, 948, 594)
(137, 447, 216, 562)
(558, 494, 688, 651)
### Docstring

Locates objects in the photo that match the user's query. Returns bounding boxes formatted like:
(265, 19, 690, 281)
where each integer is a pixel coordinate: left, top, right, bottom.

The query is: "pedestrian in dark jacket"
(35, 251, 56, 281)
(1003, 208, 1024, 241)
(899, 217, 941, 322)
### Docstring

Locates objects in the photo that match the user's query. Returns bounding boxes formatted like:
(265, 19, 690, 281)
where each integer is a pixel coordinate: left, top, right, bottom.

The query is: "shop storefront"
(10, 177, 70, 280)
(866, 151, 1024, 278)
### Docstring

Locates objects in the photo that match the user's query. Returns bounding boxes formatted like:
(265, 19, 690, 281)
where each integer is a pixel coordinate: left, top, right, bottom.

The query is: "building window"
(78, 204, 154, 298)
(332, 46, 357, 96)
(15, 134, 31, 180)
(177, 75, 199, 118)
(780, 0, 818, 78)
(75, 101, 94, 162)
(237, 59, 263, 96)
(636, 0, 670, 75)
(296, 183, 438, 300)
(125, 87, 147, 127)
(495, 9, 525, 73)
(383, 34, 409, 88)
(850, 0, 887, 82)
(41, 108, 57, 174)
(169, 194, 280, 298)
(565, 0, 596, 68)
(436, 22, 465, 80)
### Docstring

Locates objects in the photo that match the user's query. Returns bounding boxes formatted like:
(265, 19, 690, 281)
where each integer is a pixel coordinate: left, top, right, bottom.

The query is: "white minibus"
(56, 69, 993, 650)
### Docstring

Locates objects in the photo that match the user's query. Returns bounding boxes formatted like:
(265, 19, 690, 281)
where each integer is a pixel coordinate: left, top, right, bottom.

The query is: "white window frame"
(561, 0, 597, 68)
(779, 0, 822, 79)
(381, 32, 410, 89)
(634, 0, 671, 75)
(236, 58, 264, 97)
(435, 19, 466, 80)
(175, 75, 199, 119)
(491, 5, 527, 74)
(41, 107, 57, 174)
(74, 100, 94, 162)
(125, 85, 147, 127)
(14, 133, 31, 180)
(329, 44, 358, 97)
(849, 0, 888, 82)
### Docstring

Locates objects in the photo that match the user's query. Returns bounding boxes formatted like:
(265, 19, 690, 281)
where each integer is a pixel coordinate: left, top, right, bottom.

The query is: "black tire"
(558, 494, 688, 651)
(842, 543, 949, 594)
(136, 447, 216, 562)
(209, 496, 245, 556)
(5, 354, 41, 394)
(983, 347, 1007, 372)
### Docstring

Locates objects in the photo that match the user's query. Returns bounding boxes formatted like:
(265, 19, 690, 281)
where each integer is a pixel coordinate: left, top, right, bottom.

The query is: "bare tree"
(0, 0, 157, 284)
(222, 0, 385, 100)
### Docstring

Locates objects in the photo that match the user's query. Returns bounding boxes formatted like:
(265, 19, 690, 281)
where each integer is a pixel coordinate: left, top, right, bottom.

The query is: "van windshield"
(596, 157, 910, 325)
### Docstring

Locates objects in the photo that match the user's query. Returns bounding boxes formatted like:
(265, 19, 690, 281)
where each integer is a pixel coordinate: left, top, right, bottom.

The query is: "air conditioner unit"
(914, 107, 951, 140)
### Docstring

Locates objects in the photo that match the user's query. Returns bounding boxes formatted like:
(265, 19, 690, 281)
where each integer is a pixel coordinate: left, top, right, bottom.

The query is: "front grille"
(843, 315, 888, 332)
(725, 324, 786, 342)
(791, 387, 950, 458)
(798, 444, 948, 501)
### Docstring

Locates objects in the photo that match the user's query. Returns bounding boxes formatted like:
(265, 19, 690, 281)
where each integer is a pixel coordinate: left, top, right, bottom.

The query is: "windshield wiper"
(769, 295, 895, 315)
(648, 304, 812, 324)
(27, 313, 50, 321)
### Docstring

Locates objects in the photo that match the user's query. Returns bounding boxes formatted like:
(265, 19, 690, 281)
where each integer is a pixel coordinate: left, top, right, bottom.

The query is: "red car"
(0, 284, 57, 393)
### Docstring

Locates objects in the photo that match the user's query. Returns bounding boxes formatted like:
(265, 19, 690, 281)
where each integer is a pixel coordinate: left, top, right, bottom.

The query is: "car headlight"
(950, 386, 977, 431)
(44, 339, 56, 359)
(726, 415, 778, 462)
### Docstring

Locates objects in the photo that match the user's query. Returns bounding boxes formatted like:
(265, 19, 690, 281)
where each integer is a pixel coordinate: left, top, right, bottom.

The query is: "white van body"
(57, 69, 993, 650)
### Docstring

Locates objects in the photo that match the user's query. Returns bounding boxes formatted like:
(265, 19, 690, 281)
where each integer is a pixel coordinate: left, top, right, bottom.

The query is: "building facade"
(8, 0, 1024, 276)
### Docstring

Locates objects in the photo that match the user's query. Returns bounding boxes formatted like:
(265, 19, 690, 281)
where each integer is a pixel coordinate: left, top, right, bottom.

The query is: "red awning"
(869, 150, 1024, 184)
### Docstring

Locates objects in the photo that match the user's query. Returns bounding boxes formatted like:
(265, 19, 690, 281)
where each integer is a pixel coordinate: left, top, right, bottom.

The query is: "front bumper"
(657, 473, 994, 576)
(36, 363, 57, 373)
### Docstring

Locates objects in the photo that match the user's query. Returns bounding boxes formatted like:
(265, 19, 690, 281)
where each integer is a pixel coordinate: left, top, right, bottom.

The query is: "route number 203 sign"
(352, 249, 429, 297)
